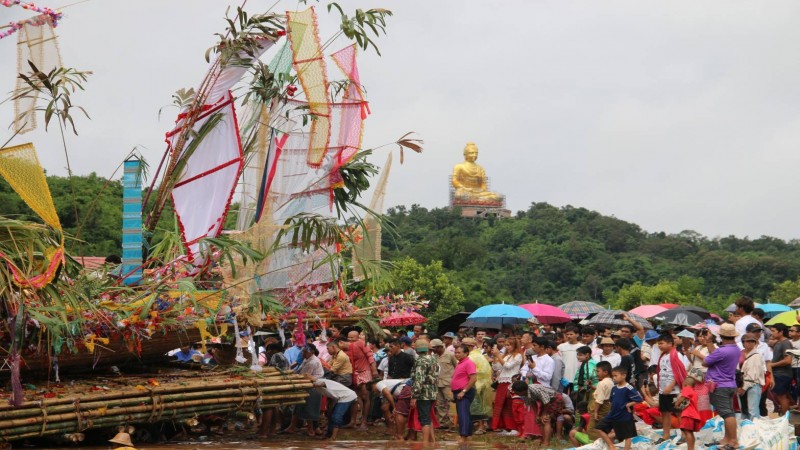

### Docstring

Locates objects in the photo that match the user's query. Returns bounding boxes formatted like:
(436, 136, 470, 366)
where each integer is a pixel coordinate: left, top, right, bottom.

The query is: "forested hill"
(381, 203, 800, 313)
(5, 174, 800, 315)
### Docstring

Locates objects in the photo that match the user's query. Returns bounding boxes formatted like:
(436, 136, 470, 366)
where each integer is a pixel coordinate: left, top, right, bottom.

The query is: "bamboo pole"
(0, 381, 312, 420)
(0, 371, 306, 410)
(1, 399, 305, 442)
(0, 395, 308, 439)
(1, 399, 306, 442)
(0, 391, 310, 430)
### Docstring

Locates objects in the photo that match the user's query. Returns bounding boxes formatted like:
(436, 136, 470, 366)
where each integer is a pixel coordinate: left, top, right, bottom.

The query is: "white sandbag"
(569, 414, 797, 450)
(748, 414, 796, 450)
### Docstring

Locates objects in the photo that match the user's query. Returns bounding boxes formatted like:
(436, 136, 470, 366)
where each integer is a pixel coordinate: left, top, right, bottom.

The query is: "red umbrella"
(380, 311, 427, 327)
(629, 305, 667, 318)
(518, 303, 572, 324)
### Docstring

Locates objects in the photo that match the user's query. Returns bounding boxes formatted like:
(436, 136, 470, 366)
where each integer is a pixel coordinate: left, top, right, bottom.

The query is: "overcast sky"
(3, 1, 800, 240)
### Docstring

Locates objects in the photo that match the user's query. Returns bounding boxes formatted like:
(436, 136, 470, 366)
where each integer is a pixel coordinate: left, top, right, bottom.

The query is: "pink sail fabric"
(330, 44, 368, 168)
(168, 39, 274, 265)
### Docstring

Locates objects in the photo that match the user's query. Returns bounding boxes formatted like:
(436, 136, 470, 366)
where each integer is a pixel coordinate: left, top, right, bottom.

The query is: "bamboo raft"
(0, 368, 311, 442)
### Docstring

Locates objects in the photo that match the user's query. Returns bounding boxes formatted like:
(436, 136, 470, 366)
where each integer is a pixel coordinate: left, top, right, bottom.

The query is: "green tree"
(390, 257, 465, 327)
(770, 277, 800, 305)
(607, 280, 691, 311)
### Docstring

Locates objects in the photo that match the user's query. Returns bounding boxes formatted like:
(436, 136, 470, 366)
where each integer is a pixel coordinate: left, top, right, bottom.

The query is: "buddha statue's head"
(463, 142, 479, 162)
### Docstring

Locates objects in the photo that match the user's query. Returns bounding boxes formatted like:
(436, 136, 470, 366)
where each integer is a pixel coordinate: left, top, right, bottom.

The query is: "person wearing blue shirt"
(284, 340, 304, 371)
(596, 366, 643, 450)
(174, 344, 201, 362)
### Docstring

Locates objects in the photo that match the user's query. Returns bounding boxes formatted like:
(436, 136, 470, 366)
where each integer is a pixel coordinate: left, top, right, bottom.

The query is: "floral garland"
(1, 0, 63, 40)
(372, 292, 428, 318)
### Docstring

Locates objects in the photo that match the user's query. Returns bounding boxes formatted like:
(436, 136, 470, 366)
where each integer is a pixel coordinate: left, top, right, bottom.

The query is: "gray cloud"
(2, 1, 800, 239)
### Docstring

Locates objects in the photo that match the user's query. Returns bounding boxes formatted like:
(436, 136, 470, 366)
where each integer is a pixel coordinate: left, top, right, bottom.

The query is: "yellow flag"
(0, 143, 62, 232)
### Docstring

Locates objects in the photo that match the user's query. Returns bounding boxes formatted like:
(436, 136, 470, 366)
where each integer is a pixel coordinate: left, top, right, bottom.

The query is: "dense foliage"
(6, 174, 800, 315)
(382, 203, 800, 313)
(0, 173, 121, 256)
(0, 174, 241, 258)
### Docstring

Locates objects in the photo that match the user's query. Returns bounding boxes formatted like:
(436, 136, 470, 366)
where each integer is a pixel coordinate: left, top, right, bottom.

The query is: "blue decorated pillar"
(121, 157, 143, 285)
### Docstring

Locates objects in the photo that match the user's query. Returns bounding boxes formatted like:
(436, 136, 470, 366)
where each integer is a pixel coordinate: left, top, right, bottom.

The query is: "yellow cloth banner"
(287, 7, 331, 168)
(0, 143, 64, 288)
(0, 143, 62, 232)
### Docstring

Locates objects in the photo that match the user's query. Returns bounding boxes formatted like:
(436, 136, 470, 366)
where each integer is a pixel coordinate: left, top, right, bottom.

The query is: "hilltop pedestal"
(455, 204, 512, 218)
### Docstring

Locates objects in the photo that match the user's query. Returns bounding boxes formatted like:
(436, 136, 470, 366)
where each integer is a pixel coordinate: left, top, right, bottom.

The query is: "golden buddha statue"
(451, 142, 503, 205)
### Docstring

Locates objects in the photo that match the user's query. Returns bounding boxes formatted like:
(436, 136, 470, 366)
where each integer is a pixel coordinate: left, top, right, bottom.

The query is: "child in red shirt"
(675, 368, 705, 450)
(510, 383, 526, 436)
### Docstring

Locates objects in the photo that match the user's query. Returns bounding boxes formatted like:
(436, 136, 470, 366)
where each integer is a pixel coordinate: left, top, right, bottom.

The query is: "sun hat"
(462, 337, 477, 346)
(109, 432, 134, 447)
(430, 339, 445, 347)
(599, 337, 615, 346)
(442, 332, 456, 339)
(414, 339, 430, 352)
(676, 329, 696, 339)
(644, 330, 659, 341)
(718, 323, 739, 338)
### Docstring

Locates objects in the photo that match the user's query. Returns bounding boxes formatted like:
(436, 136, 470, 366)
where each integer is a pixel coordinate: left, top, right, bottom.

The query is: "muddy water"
(45, 437, 520, 450)
(126, 439, 511, 449)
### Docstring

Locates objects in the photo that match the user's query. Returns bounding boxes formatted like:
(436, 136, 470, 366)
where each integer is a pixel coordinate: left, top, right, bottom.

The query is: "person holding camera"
(491, 337, 524, 434)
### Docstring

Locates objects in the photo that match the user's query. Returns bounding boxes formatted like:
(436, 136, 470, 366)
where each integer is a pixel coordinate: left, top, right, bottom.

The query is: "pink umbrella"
(518, 303, 572, 324)
(629, 305, 668, 318)
(658, 303, 680, 309)
(380, 311, 427, 327)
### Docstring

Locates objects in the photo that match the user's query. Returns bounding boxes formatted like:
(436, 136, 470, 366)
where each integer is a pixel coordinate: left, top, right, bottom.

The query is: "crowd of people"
(208, 296, 800, 448)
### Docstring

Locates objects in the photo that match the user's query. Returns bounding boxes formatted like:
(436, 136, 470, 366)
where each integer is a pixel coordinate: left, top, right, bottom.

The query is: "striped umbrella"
(584, 310, 653, 330)
(559, 301, 605, 320)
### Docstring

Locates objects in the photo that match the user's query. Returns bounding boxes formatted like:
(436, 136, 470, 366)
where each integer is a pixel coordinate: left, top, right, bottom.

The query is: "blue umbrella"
(462, 304, 533, 329)
(758, 303, 791, 318)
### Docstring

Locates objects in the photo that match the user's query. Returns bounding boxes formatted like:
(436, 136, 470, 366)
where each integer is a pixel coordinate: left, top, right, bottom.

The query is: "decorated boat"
(0, 2, 426, 443)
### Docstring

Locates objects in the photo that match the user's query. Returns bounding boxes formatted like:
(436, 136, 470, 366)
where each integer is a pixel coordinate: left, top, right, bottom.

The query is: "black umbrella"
(437, 311, 472, 334)
(673, 306, 712, 320)
(652, 309, 706, 327)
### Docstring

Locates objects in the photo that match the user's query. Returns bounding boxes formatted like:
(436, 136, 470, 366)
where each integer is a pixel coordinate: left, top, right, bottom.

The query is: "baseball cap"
(745, 323, 763, 333)
(399, 335, 412, 345)
(442, 332, 456, 339)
